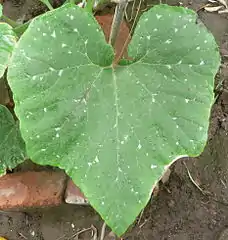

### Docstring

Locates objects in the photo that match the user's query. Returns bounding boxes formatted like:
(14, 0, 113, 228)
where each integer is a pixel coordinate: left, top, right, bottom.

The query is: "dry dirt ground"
(1, 0, 228, 239)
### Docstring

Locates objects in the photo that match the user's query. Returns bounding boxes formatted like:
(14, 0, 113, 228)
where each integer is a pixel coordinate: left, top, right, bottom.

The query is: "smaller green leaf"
(0, 22, 17, 78)
(0, 105, 26, 176)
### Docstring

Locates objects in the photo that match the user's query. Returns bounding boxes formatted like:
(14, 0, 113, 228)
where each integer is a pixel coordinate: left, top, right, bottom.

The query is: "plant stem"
(13, 20, 31, 37)
(109, 0, 128, 47)
(40, 0, 54, 10)
(0, 15, 19, 28)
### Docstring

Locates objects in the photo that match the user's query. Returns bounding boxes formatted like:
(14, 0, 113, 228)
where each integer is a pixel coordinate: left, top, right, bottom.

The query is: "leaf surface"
(0, 105, 26, 175)
(7, 4, 220, 235)
(0, 7, 17, 78)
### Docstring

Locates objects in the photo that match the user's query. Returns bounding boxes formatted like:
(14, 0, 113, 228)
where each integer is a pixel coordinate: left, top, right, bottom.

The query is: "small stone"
(168, 200, 175, 208)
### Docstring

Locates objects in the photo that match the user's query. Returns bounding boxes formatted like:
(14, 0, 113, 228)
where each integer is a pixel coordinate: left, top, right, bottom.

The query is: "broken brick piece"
(65, 179, 88, 205)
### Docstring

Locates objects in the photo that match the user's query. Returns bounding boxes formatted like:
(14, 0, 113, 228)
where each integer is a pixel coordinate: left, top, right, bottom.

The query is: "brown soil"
(1, 0, 228, 239)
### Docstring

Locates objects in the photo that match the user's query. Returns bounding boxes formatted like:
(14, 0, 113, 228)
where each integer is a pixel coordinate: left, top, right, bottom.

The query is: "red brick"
(65, 179, 88, 205)
(0, 171, 66, 209)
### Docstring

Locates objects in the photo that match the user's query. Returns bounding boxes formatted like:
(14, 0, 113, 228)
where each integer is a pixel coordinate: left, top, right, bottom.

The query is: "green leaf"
(0, 105, 26, 175)
(7, 3, 220, 236)
(0, 22, 17, 77)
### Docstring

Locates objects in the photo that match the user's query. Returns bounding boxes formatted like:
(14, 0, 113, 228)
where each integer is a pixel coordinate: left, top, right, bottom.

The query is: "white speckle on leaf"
(185, 98, 190, 103)
(137, 141, 142, 150)
(145, 18, 148, 21)
(85, 39, 88, 45)
(184, 78, 188, 82)
(70, 15, 74, 20)
(36, 135, 40, 138)
(74, 28, 78, 33)
(51, 30, 56, 38)
(88, 162, 92, 167)
(31, 231, 35, 236)
(95, 156, 99, 163)
(176, 141, 179, 145)
(183, 25, 187, 29)
(151, 164, 157, 169)
(178, 60, 182, 64)
(189, 64, 192, 68)
(32, 76, 36, 80)
(167, 65, 171, 69)
(68, 51, 72, 54)
(153, 28, 158, 32)
(102, 201, 105, 205)
(204, 40, 208, 43)
(190, 139, 194, 143)
(147, 35, 151, 40)
(56, 133, 60, 138)
(25, 55, 31, 61)
(55, 127, 61, 131)
(118, 167, 123, 172)
(156, 14, 162, 19)
(42, 33, 47, 36)
(71, 223, 75, 228)
(165, 39, 172, 44)
(200, 60, 205, 65)
(146, 153, 149, 156)
(58, 69, 63, 77)
(172, 117, 177, 120)
(37, 28, 40, 31)
(44, 108, 47, 112)
(41, 149, 46, 152)
(196, 46, 200, 50)
(62, 43, 67, 48)
(49, 67, 54, 71)
(176, 125, 179, 129)
(121, 140, 124, 144)
(199, 126, 203, 131)
(174, 28, 178, 33)
(164, 75, 167, 79)
(124, 135, 129, 141)
(56, 155, 60, 158)
(152, 97, 155, 103)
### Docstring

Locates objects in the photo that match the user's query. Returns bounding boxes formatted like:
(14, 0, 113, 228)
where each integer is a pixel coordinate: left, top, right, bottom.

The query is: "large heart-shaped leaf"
(0, 6, 17, 78)
(7, 3, 220, 235)
(0, 105, 26, 175)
